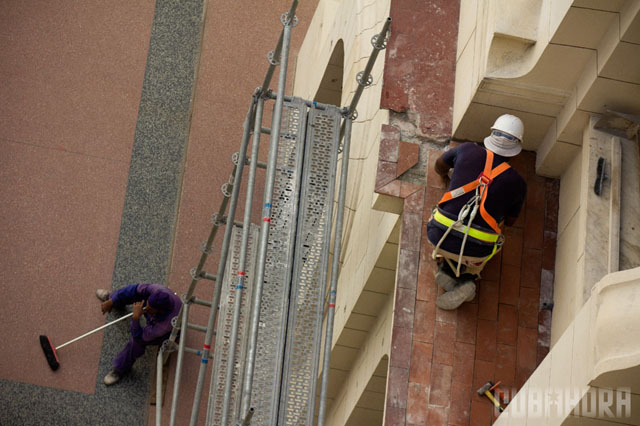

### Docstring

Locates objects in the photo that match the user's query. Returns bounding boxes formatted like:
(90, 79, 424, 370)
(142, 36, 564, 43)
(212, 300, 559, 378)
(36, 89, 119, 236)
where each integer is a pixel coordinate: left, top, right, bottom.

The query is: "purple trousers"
(113, 333, 169, 374)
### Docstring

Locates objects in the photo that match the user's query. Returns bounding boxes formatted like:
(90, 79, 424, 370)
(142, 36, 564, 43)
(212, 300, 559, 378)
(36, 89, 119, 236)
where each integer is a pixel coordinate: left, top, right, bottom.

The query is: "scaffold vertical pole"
(317, 115, 352, 426)
(317, 17, 391, 426)
(169, 301, 189, 426)
(259, 0, 298, 96)
(239, 11, 295, 421)
(219, 94, 266, 424)
(189, 94, 258, 426)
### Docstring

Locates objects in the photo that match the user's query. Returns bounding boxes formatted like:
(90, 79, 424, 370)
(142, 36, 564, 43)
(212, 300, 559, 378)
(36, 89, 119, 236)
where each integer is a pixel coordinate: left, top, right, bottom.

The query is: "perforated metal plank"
(206, 223, 259, 426)
(278, 105, 342, 425)
(250, 98, 308, 426)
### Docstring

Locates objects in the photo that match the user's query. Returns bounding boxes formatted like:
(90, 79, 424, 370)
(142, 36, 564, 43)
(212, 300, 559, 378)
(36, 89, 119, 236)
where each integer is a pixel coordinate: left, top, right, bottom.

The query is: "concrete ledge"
(494, 267, 640, 425)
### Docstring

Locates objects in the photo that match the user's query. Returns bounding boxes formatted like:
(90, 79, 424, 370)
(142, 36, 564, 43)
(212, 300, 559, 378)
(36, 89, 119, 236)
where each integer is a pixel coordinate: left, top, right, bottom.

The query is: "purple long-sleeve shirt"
(110, 283, 181, 343)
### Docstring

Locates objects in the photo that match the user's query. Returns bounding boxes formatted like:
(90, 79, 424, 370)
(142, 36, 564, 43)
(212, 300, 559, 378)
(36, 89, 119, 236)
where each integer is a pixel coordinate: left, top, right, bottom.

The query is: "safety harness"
(431, 149, 510, 277)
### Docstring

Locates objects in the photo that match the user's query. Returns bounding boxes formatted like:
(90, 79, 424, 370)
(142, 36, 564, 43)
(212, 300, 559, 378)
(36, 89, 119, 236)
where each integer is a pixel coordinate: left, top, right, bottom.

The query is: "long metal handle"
(56, 312, 133, 350)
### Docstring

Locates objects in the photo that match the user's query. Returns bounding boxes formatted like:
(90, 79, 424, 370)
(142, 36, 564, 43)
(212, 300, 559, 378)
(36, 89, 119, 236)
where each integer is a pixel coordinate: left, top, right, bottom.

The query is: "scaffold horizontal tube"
(245, 157, 267, 169)
(184, 347, 214, 359)
(187, 323, 208, 333)
(191, 298, 213, 307)
(264, 91, 338, 111)
(200, 272, 217, 281)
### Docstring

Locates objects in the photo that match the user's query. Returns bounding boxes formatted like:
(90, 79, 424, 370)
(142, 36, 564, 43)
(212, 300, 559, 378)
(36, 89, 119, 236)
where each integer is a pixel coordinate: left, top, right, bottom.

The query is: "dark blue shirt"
(427, 142, 526, 256)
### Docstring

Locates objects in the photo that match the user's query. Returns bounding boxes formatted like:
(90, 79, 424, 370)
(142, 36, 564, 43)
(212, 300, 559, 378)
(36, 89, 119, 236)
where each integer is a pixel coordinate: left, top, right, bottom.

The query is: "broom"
(40, 312, 133, 371)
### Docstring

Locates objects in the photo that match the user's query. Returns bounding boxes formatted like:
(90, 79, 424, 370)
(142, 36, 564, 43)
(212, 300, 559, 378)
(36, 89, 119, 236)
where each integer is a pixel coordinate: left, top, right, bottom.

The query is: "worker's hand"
(440, 172, 451, 187)
(434, 156, 451, 187)
(101, 299, 113, 315)
(132, 301, 144, 321)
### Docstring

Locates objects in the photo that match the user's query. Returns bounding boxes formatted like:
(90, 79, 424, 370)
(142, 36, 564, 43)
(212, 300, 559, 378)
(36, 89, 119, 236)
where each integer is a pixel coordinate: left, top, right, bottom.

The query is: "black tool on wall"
(594, 157, 607, 196)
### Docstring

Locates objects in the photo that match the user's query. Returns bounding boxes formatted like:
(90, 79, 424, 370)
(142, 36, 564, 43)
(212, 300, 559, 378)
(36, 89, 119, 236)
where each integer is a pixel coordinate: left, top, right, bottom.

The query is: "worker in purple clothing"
(96, 283, 181, 385)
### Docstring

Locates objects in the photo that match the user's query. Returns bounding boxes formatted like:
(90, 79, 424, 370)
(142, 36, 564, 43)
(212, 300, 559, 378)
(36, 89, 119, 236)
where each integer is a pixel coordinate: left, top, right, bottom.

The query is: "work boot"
(436, 281, 476, 310)
(104, 369, 122, 386)
(96, 289, 110, 302)
(435, 264, 458, 292)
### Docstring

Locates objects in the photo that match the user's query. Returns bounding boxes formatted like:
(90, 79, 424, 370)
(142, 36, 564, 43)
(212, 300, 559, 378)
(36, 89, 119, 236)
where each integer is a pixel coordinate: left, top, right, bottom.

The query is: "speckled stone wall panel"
(0, 0, 206, 424)
(111, 0, 206, 288)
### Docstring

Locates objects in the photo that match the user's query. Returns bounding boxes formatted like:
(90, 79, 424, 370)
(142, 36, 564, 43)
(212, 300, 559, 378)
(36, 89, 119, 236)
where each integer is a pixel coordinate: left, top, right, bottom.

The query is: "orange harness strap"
(437, 150, 511, 234)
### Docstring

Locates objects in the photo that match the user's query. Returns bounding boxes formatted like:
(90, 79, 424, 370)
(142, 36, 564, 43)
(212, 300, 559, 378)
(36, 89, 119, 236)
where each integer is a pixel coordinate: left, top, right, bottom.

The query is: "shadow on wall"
(314, 39, 344, 107)
(486, 0, 543, 78)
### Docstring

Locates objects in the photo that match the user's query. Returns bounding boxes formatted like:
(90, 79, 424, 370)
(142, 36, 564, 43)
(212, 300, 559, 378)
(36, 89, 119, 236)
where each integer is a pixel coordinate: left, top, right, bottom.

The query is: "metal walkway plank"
(206, 224, 259, 425)
(278, 105, 342, 425)
(250, 98, 308, 426)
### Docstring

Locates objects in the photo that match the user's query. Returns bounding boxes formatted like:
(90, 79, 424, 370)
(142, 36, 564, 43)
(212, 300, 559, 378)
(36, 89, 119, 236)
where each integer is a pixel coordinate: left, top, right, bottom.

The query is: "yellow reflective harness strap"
(432, 209, 500, 243)
(432, 148, 512, 276)
(437, 149, 511, 235)
(482, 238, 501, 265)
(432, 208, 503, 269)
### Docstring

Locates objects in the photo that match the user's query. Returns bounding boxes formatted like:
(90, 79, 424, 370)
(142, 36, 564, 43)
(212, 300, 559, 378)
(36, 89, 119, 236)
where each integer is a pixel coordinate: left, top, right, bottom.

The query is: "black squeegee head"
(39, 335, 60, 371)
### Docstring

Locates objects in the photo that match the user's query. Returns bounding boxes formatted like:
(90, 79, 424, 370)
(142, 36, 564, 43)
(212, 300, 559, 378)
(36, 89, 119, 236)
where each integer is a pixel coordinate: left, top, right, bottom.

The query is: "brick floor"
(380, 143, 559, 425)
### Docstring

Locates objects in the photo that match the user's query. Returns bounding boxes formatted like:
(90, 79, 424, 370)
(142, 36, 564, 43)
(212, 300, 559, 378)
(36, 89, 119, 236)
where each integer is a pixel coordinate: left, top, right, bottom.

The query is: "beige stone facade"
(295, 2, 395, 424)
(295, 0, 640, 425)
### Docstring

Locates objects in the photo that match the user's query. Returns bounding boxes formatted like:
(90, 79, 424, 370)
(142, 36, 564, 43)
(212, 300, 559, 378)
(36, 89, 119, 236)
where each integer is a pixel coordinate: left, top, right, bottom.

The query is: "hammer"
(477, 381, 504, 412)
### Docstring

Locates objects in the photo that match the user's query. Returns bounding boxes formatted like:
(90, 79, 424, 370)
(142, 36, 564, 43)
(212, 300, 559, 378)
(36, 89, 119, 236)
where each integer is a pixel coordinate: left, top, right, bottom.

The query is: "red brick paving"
(377, 138, 558, 424)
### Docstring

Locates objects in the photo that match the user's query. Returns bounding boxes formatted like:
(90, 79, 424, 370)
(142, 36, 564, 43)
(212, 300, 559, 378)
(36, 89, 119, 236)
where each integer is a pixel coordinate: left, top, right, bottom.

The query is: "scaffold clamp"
(201, 241, 213, 254)
(280, 12, 298, 27)
(267, 50, 280, 65)
(190, 266, 202, 281)
(371, 32, 389, 50)
(356, 71, 373, 87)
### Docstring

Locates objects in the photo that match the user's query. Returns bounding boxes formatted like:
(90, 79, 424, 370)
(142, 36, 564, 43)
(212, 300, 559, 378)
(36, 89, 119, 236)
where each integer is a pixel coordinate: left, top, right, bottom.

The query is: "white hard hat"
(484, 114, 524, 157)
(491, 114, 523, 141)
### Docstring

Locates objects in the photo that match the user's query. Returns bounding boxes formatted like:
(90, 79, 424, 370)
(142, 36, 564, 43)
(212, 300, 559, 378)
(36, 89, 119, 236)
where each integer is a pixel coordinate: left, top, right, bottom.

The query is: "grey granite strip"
(1, 0, 205, 424)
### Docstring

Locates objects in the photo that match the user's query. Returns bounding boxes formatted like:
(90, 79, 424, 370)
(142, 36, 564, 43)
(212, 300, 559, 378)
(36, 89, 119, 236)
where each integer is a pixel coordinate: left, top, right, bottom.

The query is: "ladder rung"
(184, 347, 214, 359)
(218, 216, 245, 228)
(192, 297, 213, 307)
(245, 157, 268, 169)
(260, 126, 271, 135)
(187, 323, 208, 333)
(201, 272, 217, 281)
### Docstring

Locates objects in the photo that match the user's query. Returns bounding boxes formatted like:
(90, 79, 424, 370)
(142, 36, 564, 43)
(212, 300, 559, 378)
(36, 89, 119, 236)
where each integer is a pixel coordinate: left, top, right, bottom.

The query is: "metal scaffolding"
(154, 3, 391, 424)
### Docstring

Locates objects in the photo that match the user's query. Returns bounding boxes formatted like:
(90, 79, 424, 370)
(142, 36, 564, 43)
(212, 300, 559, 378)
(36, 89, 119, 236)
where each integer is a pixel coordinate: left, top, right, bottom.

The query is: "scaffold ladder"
(153, 2, 390, 424)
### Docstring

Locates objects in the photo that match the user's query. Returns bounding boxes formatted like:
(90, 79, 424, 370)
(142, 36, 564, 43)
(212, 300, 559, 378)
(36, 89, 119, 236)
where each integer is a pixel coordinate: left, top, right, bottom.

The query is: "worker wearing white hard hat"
(426, 114, 527, 310)
(484, 114, 524, 157)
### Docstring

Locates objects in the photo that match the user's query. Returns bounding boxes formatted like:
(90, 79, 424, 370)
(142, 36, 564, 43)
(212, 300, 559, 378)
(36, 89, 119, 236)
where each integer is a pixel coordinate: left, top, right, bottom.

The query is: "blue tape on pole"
(265, 203, 272, 208)
(201, 358, 208, 364)
(236, 285, 244, 289)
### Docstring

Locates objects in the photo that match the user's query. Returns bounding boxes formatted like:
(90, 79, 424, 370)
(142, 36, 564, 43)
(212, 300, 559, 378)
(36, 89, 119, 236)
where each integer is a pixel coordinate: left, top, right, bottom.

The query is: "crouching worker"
(96, 283, 181, 385)
(427, 114, 527, 310)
